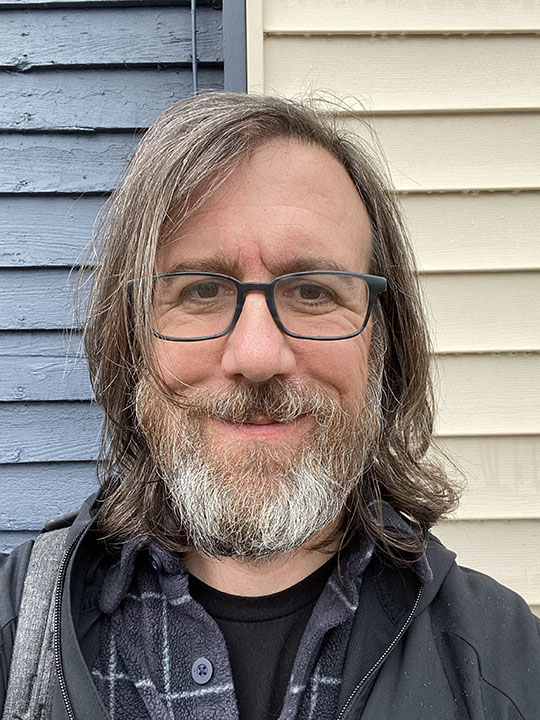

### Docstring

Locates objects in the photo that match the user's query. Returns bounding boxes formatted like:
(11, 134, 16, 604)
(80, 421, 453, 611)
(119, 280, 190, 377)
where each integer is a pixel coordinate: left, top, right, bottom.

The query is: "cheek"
(153, 339, 224, 388)
(299, 332, 372, 405)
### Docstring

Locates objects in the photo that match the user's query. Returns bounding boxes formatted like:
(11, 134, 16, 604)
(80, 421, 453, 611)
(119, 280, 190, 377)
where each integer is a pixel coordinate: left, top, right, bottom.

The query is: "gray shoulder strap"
(2, 527, 70, 720)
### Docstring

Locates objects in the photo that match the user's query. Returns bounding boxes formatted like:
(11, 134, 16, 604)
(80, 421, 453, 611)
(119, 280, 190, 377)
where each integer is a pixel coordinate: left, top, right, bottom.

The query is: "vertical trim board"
(223, 0, 247, 91)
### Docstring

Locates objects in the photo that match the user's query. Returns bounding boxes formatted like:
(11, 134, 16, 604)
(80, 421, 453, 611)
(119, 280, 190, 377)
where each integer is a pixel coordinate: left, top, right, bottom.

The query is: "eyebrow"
(162, 254, 350, 277)
(164, 256, 240, 276)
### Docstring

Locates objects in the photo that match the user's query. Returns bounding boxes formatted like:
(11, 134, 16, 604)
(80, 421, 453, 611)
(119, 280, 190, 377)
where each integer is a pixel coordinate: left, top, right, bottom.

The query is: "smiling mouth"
(244, 415, 290, 425)
(210, 414, 309, 437)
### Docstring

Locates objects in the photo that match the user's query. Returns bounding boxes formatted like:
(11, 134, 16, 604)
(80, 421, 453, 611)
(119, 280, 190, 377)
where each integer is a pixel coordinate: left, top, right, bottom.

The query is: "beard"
(135, 370, 382, 560)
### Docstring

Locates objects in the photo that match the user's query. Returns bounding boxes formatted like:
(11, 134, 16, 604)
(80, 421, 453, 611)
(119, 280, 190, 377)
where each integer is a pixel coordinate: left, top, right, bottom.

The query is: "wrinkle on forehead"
(157, 138, 372, 277)
(210, 139, 366, 224)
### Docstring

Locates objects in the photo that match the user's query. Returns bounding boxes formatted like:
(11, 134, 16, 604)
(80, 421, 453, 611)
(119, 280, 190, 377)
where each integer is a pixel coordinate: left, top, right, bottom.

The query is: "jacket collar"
(337, 534, 456, 712)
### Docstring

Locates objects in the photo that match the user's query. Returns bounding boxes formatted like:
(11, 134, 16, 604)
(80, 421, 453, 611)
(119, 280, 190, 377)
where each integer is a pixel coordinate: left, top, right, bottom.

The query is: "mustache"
(166, 379, 349, 426)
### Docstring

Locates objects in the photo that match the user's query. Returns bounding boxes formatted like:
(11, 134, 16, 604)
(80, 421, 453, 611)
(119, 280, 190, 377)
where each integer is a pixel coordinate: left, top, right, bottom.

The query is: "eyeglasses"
(144, 270, 387, 342)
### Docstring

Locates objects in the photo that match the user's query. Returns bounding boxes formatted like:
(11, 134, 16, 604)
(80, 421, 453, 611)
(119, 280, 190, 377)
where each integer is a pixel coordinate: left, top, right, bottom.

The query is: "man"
(1, 92, 539, 719)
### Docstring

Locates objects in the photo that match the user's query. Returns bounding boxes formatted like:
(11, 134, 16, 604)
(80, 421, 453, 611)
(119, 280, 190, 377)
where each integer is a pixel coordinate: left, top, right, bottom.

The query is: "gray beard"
(135, 377, 382, 559)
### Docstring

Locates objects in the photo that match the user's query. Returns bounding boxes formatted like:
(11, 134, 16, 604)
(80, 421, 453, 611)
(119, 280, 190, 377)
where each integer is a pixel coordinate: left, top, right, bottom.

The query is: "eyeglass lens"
(152, 273, 371, 340)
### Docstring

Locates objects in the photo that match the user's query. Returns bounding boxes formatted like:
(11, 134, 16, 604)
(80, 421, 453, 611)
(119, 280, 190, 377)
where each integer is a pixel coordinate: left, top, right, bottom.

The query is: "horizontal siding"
(265, 35, 540, 112)
(434, 354, 540, 437)
(0, 333, 91, 401)
(0, 1, 225, 546)
(1, 268, 83, 330)
(0, 68, 223, 130)
(401, 192, 540, 273)
(345, 113, 540, 192)
(0, 532, 36, 556)
(1, 330, 82, 357)
(0, 0, 196, 5)
(0, 402, 102, 463)
(1, 7, 222, 67)
(0, 196, 103, 267)
(0, 461, 97, 530)
(439, 436, 540, 520)
(0, 133, 137, 193)
(434, 519, 540, 605)
(421, 272, 540, 353)
(264, 0, 540, 33)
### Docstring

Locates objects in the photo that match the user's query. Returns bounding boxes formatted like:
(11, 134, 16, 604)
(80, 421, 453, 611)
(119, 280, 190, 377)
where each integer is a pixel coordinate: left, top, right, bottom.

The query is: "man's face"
(137, 138, 380, 558)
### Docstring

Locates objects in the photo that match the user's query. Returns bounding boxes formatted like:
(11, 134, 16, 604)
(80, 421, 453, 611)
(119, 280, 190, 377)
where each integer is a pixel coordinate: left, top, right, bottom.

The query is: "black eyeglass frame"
(134, 270, 387, 342)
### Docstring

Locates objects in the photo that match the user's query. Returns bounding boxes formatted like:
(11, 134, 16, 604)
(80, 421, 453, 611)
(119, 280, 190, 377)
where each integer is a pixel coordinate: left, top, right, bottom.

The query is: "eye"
(296, 283, 332, 301)
(189, 281, 221, 299)
(176, 278, 236, 304)
(287, 281, 336, 305)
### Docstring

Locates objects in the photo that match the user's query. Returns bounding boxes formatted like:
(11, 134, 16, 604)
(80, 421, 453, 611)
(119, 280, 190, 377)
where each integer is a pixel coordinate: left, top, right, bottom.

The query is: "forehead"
(157, 138, 372, 277)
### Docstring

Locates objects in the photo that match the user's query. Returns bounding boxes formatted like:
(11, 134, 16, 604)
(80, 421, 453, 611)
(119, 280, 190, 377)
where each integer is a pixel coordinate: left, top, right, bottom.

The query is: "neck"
(183, 528, 339, 596)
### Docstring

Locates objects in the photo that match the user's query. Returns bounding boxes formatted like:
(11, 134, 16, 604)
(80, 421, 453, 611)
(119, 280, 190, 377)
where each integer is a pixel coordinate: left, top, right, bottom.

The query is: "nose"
(220, 292, 297, 383)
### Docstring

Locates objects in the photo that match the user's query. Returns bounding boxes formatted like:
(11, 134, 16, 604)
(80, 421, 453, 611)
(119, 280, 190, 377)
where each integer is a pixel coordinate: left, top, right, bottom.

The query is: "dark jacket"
(1, 495, 539, 719)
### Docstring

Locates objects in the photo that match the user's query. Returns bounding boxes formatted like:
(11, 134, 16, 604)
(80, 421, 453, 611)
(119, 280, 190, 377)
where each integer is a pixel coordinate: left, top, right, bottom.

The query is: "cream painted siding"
(247, 0, 540, 614)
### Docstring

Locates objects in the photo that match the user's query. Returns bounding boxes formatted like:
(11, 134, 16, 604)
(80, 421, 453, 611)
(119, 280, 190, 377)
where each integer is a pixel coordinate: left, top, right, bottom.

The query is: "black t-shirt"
(189, 556, 336, 720)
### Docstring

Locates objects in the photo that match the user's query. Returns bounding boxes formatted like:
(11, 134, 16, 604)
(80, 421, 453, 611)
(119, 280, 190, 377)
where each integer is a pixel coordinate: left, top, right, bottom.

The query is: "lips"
(208, 414, 309, 440)
(244, 415, 279, 425)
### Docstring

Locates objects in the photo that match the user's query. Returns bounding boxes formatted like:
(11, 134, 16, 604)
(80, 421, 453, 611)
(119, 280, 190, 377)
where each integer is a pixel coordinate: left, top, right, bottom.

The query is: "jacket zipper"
(335, 584, 424, 720)
(53, 524, 89, 720)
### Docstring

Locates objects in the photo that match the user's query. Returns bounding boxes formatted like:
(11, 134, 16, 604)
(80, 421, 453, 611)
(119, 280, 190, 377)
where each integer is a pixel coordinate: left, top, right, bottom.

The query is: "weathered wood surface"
(0, 331, 92, 401)
(1, 329, 82, 356)
(0, 531, 36, 555)
(0, 1, 206, 6)
(264, 0, 540, 33)
(0, 460, 97, 529)
(0, 132, 137, 193)
(0, 401, 102, 463)
(1, 7, 222, 69)
(0, 68, 223, 130)
(1, 268, 85, 329)
(0, 1, 201, 6)
(0, 195, 103, 267)
(265, 35, 540, 112)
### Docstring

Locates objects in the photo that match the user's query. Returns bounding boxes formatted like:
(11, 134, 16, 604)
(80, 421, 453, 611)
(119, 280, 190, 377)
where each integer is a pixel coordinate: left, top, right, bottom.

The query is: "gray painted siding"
(0, 0, 227, 554)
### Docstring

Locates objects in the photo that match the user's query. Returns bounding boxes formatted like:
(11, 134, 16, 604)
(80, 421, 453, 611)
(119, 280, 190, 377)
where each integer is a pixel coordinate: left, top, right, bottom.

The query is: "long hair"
(84, 92, 460, 559)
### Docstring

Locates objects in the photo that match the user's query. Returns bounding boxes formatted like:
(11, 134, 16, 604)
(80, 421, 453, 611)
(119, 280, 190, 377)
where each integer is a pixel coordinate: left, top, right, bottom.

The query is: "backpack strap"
(2, 527, 70, 720)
